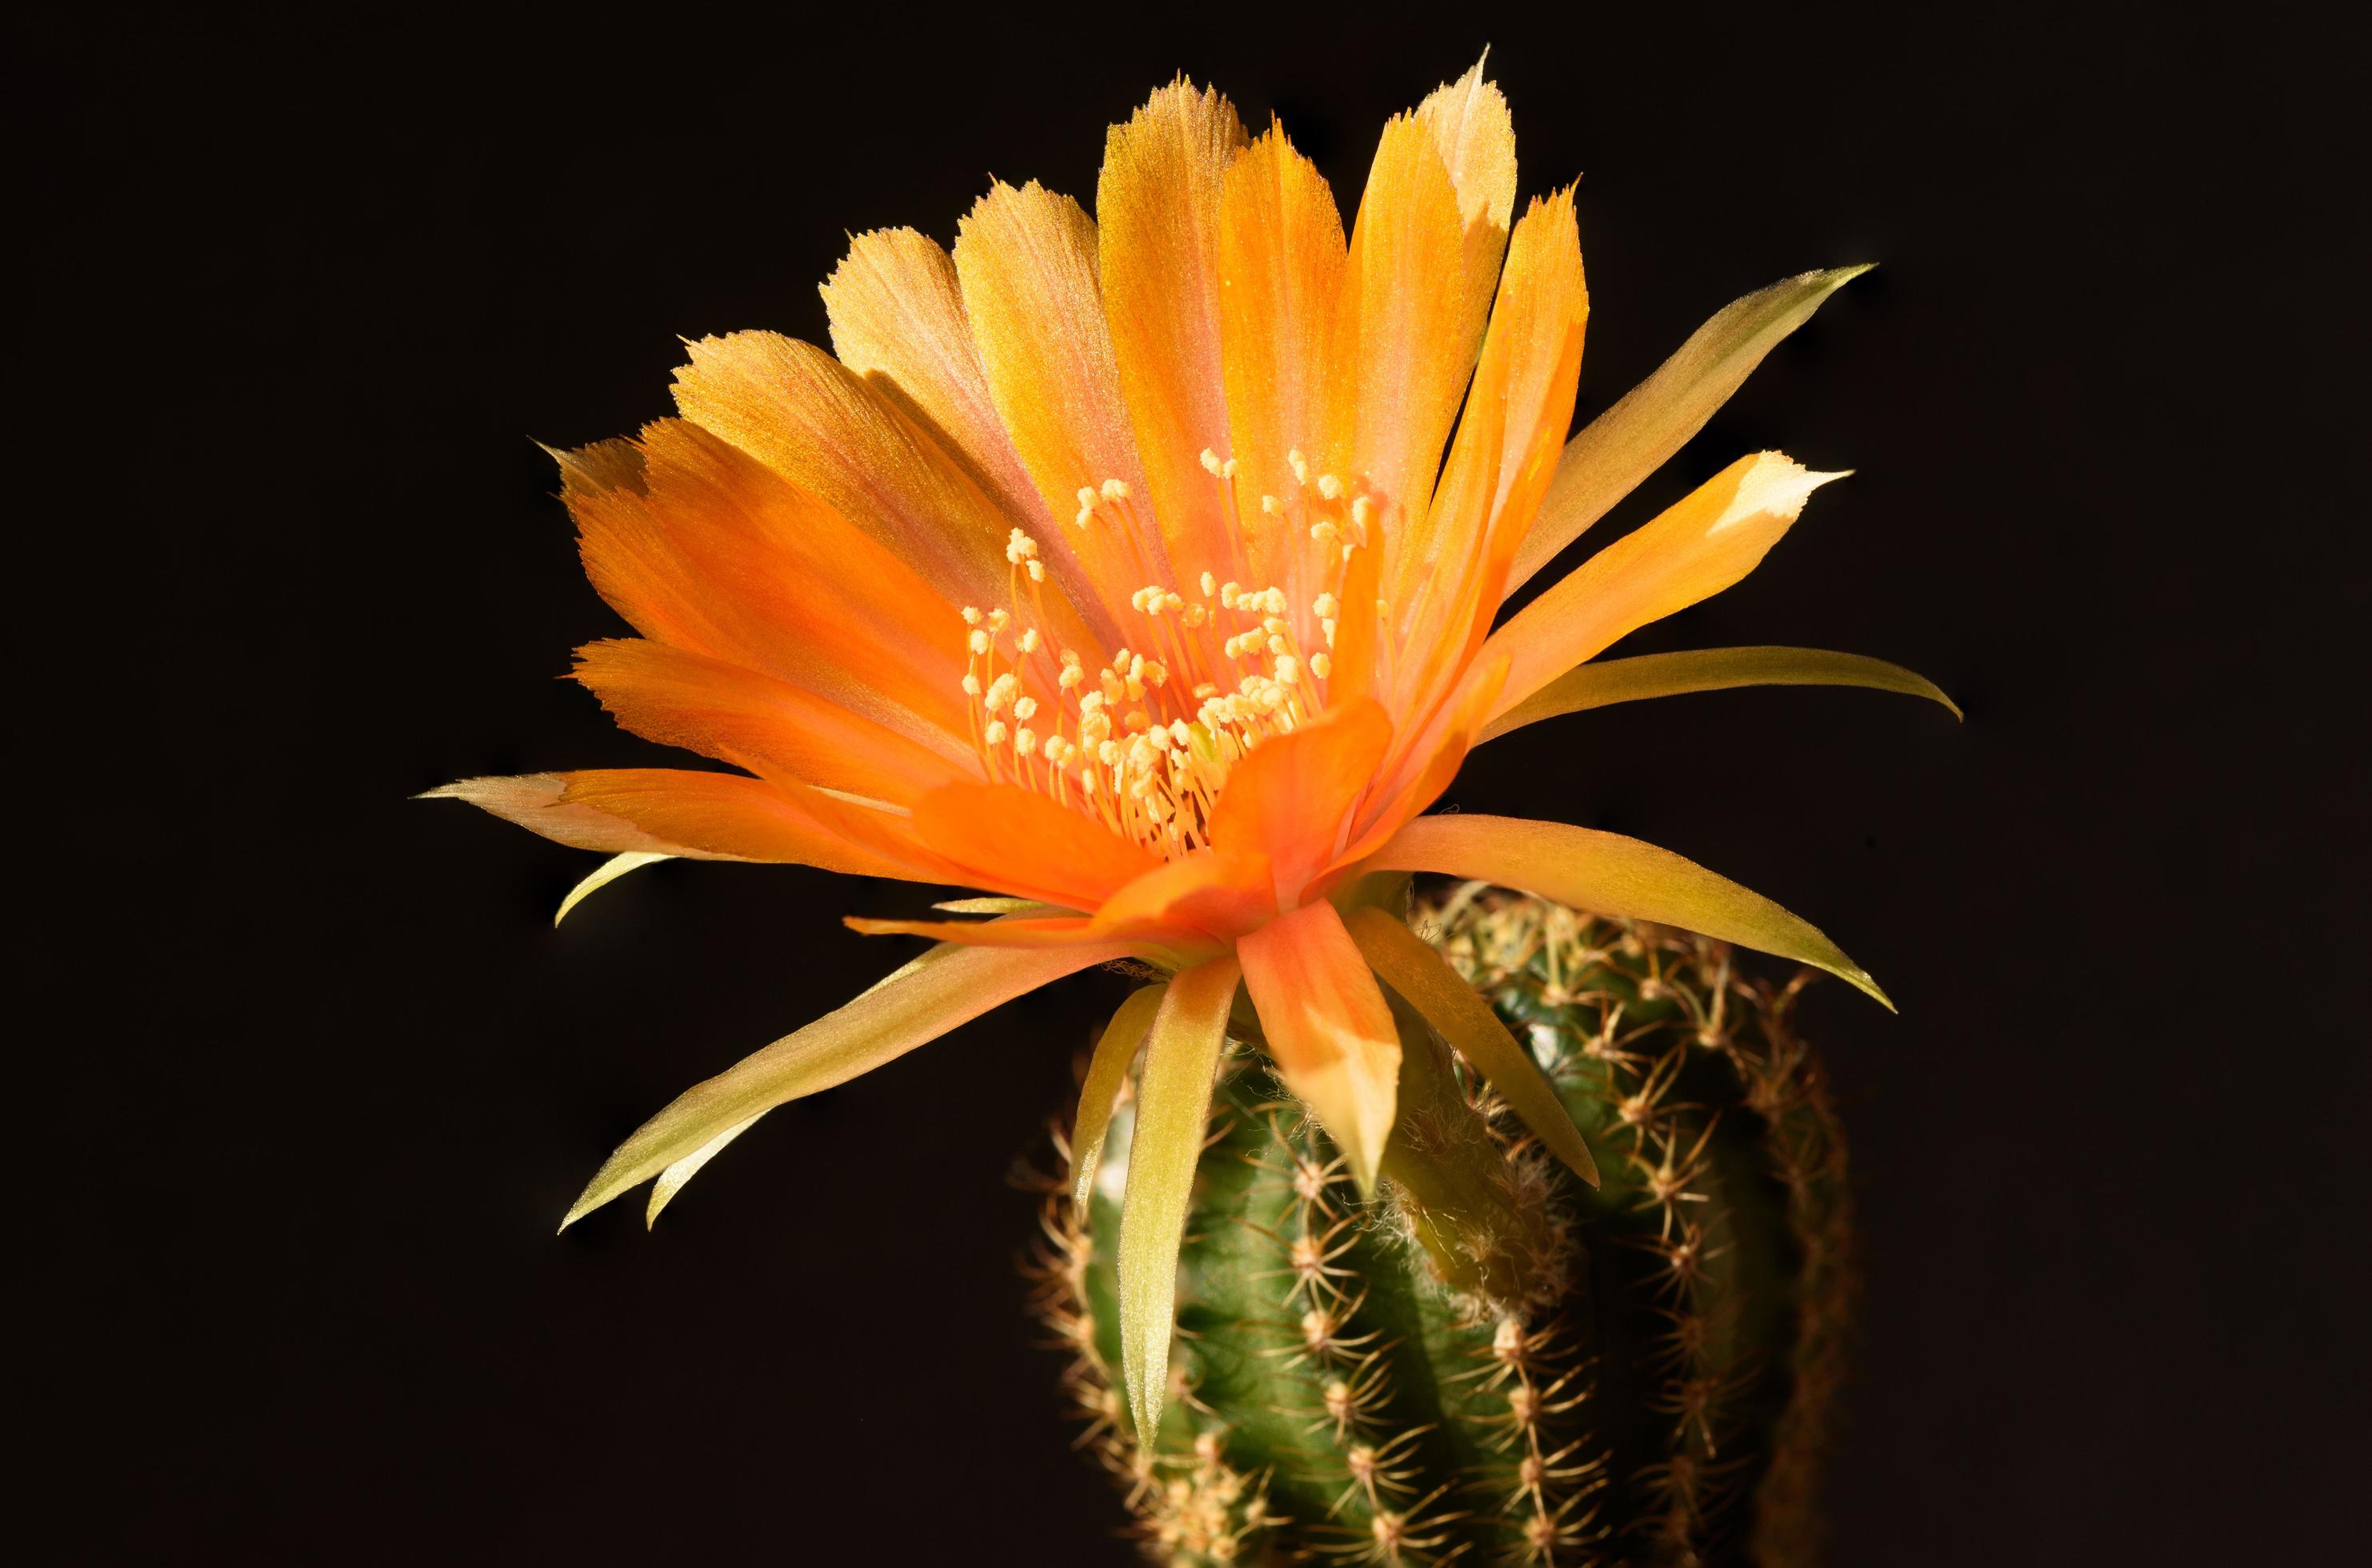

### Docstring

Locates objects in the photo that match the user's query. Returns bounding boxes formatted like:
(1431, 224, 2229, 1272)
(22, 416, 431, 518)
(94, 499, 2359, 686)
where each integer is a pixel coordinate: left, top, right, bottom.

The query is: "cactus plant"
(426, 57, 1949, 1564)
(1028, 887, 1852, 1565)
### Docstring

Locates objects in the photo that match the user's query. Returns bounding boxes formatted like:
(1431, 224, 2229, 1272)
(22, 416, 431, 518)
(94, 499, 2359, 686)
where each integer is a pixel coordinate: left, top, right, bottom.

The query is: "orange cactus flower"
(431, 62, 1950, 1432)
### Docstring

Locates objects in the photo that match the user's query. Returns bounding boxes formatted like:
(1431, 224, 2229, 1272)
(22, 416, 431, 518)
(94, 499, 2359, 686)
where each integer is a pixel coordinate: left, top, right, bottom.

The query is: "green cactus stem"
(1023, 890, 1854, 1566)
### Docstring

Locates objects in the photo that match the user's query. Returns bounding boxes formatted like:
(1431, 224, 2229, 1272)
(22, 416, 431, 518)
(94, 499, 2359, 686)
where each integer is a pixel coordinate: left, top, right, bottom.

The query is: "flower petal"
(1116, 953, 1242, 1442)
(821, 226, 1127, 654)
(1506, 266, 1872, 593)
(561, 420, 978, 747)
(1478, 644, 1961, 743)
(573, 638, 978, 803)
(1235, 901, 1402, 1194)
(820, 228, 1054, 532)
(1331, 109, 1471, 546)
(422, 770, 934, 880)
(1414, 55, 1518, 370)
(912, 781, 1165, 911)
(954, 178, 1166, 617)
(1217, 126, 1347, 590)
(841, 915, 1108, 949)
(1089, 848, 1275, 950)
(1366, 814, 1891, 1007)
(670, 330, 1103, 661)
(643, 1115, 756, 1227)
(1486, 452, 1846, 718)
(1394, 186, 1587, 707)
(1345, 654, 1508, 866)
(554, 850, 670, 927)
(562, 934, 1132, 1226)
(1206, 697, 1394, 906)
(1100, 78, 1251, 582)
(1343, 905, 1598, 1186)
(1070, 983, 1167, 1207)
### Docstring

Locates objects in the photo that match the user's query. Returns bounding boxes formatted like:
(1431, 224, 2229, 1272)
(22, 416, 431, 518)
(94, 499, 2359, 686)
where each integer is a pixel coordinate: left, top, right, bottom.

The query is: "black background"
(21, 3, 2368, 1562)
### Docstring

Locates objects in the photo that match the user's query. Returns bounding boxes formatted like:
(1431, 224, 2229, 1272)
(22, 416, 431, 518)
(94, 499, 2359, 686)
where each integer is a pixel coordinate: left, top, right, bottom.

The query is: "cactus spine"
(1026, 891, 1854, 1565)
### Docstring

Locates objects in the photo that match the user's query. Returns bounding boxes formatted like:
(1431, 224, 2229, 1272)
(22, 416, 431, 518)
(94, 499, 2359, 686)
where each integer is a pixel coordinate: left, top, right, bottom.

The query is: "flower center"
(958, 448, 1378, 858)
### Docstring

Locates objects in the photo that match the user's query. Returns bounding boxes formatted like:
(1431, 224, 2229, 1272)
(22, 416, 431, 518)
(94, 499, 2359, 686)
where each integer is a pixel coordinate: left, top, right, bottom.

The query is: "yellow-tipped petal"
(1332, 110, 1473, 531)
(1343, 905, 1599, 1186)
(1507, 265, 1872, 593)
(1235, 901, 1403, 1194)
(1071, 984, 1168, 1208)
(1414, 54, 1518, 364)
(1100, 78, 1250, 582)
(1116, 954, 1242, 1443)
(1486, 453, 1846, 718)
(1217, 126, 1347, 588)
(644, 1115, 755, 1227)
(554, 850, 670, 927)
(1478, 644, 1961, 743)
(560, 935, 1130, 1229)
(954, 178, 1166, 613)
(819, 226, 1057, 541)
(1368, 814, 1891, 1008)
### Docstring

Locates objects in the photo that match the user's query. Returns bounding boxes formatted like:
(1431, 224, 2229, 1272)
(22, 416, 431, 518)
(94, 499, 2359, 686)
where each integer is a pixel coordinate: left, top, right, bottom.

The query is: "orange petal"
(564, 937, 1133, 1226)
(573, 638, 977, 805)
(912, 781, 1165, 912)
(1365, 813, 1890, 1006)
(1207, 697, 1394, 906)
(1089, 848, 1275, 951)
(843, 915, 1110, 948)
(422, 770, 938, 881)
(1331, 109, 1474, 557)
(1343, 654, 1508, 868)
(670, 330, 1103, 662)
(1100, 79, 1250, 584)
(562, 420, 976, 746)
(1217, 127, 1347, 591)
(1485, 452, 1846, 718)
(821, 227, 1126, 654)
(1414, 56, 1518, 373)
(954, 179, 1164, 618)
(821, 227, 1053, 532)
(1235, 901, 1402, 1194)
(1398, 186, 1588, 690)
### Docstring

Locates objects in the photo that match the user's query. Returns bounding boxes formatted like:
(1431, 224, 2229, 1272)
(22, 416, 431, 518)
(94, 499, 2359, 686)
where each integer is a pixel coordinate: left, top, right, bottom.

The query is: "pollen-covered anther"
(1316, 473, 1344, 501)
